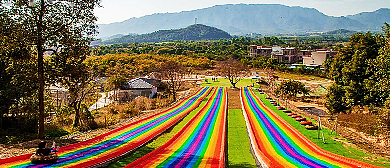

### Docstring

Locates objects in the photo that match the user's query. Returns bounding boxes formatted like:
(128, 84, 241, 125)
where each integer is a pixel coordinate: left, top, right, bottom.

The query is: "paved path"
(89, 92, 114, 111)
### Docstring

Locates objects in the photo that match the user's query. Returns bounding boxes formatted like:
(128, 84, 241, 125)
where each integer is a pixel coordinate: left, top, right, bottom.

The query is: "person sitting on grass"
(36, 141, 56, 156)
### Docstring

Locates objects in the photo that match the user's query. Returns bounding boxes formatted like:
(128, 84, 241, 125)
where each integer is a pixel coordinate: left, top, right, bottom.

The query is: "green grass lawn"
(255, 91, 390, 167)
(202, 78, 257, 88)
(227, 109, 257, 168)
(107, 93, 211, 167)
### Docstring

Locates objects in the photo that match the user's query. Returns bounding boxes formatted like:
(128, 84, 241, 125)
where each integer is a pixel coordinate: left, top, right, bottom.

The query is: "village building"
(249, 45, 302, 63)
(249, 45, 272, 56)
(118, 78, 161, 102)
(271, 47, 302, 63)
(302, 49, 337, 66)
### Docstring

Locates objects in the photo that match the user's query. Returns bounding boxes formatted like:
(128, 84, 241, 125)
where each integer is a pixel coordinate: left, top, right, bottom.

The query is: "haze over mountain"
(96, 4, 390, 39)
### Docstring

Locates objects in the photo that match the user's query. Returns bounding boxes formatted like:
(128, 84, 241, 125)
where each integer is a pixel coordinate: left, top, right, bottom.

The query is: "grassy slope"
(107, 93, 211, 167)
(228, 109, 257, 168)
(255, 91, 390, 167)
(202, 78, 255, 88)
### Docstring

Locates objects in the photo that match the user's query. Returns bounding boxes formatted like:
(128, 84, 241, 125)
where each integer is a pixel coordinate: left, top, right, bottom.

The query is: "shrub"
(55, 106, 74, 126)
(109, 107, 119, 114)
(44, 128, 69, 138)
(123, 102, 138, 116)
(134, 96, 151, 112)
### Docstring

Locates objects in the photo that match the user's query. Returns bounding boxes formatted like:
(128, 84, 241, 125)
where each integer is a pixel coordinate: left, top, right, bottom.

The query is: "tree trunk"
(73, 102, 80, 128)
(114, 89, 116, 101)
(0, 107, 3, 129)
(173, 92, 176, 102)
(37, 0, 46, 139)
(171, 81, 176, 102)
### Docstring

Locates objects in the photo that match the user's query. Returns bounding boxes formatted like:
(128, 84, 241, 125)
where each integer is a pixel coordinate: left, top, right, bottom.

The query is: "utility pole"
(96, 86, 98, 111)
(56, 90, 59, 112)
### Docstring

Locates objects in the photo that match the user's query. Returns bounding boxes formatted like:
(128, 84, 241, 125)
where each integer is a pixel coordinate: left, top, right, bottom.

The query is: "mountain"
(100, 24, 231, 44)
(347, 8, 390, 31)
(96, 4, 390, 38)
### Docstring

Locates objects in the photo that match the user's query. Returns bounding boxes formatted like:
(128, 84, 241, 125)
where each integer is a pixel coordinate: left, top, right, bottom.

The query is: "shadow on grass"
(228, 162, 258, 168)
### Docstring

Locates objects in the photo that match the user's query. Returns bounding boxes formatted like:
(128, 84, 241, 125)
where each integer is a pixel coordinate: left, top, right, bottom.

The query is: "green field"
(227, 109, 257, 168)
(107, 93, 211, 167)
(255, 91, 390, 167)
(202, 78, 256, 88)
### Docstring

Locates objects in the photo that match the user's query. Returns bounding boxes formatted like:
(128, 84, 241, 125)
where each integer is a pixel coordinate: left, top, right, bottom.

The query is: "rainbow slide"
(125, 87, 227, 168)
(240, 87, 381, 168)
(0, 87, 212, 168)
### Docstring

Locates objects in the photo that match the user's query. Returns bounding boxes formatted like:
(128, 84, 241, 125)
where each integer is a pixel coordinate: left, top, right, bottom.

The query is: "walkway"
(89, 92, 114, 111)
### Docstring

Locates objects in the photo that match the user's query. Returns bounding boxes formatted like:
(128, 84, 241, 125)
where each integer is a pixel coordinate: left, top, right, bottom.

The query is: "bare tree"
(265, 69, 278, 92)
(157, 61, 186, 101)
(219, 59, 248, 88)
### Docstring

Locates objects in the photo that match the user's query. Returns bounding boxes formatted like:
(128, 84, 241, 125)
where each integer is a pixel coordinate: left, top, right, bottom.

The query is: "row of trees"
(325, 23, 390, 114)
(93, 38, 251, 61)
(93, 33, 346, 61)
(85, 53, 215, 102)
(85, 53, 214, 77)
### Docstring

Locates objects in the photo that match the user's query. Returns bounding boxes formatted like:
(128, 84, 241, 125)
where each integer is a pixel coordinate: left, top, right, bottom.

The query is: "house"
(250, 45, 272, 56)
(271, 47, 301, 63)
(299, 50, 312, 57)
(303, 49, 337, 66)
(118, 78, 161, 102)
(250, 45, 302, 63)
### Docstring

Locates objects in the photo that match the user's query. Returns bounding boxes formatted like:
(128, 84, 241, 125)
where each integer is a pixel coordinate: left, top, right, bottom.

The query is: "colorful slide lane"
(0, 87, 212, 168)
(125, 87, 227, 168)
(240, 87, 381, 168)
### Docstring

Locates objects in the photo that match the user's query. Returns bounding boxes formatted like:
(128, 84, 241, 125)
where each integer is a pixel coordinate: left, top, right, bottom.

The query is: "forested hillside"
(99, 24, 231, 44)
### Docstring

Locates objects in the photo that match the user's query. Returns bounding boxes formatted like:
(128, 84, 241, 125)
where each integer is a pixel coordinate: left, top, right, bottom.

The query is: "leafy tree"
(275, 79, 309, 100)
(218, 59, 248, 88)
(4, 0, 100, 138)
(368, 23, 390, 106)
(106, 64, 130, 101)
(327, 31, 380, 107)
(51, 41, 97, 128)
(0, 11, 38, 129)
(325, 83, 349, 114)
(326, 24, 390, 113)
(157, 61, 186, 101)
(266, 58, 279, 70)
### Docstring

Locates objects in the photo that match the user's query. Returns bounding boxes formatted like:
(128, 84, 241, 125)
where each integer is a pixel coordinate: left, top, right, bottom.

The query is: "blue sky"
(94, 0, 390, 24)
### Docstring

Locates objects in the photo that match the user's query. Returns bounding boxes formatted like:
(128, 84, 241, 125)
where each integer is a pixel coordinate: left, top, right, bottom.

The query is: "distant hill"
(100, 24, 231, 44)
(323, 29, 357, 37)
(347, 8, 390, 31)
(97, 4, 390, 38)
(102, 34, 136, 41)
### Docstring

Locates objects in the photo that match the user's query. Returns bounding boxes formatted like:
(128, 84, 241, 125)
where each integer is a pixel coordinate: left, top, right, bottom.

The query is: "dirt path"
(227, 88, 241, 109)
